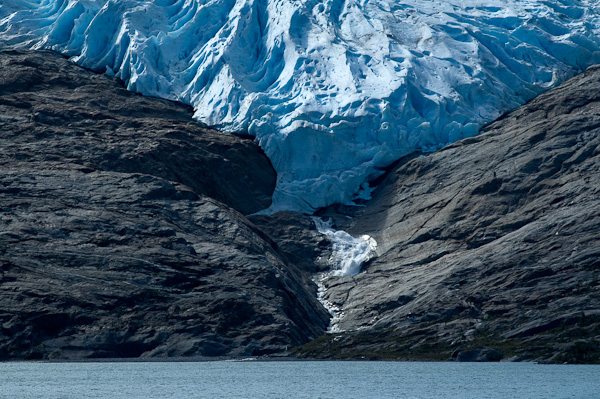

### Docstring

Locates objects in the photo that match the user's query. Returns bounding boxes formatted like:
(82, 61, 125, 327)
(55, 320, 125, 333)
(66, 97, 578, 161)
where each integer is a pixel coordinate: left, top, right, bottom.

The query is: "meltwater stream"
(1, 361, 599, 399)
(312, 217, 377, 332)
(312, 217, 376, 277)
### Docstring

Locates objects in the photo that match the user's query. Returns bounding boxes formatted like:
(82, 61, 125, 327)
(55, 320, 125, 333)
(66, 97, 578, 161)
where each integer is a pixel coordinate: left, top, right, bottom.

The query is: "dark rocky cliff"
(296, 64, 600, 363)
(0, 50, 329, 359)
(1, 49, 599, 363)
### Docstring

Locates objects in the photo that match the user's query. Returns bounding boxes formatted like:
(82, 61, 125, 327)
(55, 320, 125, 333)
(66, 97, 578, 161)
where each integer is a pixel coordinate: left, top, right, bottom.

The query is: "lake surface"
(1, 360, 598, 398)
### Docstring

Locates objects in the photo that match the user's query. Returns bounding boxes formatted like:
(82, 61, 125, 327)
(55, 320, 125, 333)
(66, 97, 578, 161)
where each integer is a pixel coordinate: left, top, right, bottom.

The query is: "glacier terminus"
(1, 0, 600, 213)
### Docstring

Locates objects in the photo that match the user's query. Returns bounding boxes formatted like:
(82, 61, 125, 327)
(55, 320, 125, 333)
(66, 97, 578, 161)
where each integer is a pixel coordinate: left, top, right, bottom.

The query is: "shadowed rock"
(0, 49, 275, 215)
(0, 50, 329, 360)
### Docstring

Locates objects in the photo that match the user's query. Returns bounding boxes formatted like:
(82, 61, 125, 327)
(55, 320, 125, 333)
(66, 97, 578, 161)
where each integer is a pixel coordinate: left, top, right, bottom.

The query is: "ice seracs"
(2, 0, 600, 213)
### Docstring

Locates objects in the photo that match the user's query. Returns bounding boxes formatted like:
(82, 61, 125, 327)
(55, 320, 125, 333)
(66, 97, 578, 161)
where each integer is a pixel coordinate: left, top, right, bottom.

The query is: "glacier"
(2, 0, 600, 213)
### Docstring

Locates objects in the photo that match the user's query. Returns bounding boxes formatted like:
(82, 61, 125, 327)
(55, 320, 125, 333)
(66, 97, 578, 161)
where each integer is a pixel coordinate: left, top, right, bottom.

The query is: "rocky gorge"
(1, 49, 599, 363)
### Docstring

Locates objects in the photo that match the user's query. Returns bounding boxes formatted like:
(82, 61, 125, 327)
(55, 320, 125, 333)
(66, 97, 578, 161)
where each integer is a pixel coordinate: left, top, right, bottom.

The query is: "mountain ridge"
(0, 49, 329, 359)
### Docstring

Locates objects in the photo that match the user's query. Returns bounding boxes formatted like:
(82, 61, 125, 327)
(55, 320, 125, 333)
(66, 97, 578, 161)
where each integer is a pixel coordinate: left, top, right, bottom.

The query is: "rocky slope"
(0, 50, 329, 359)
(2, 49, 600, 363)
(296, 65, 600, 363)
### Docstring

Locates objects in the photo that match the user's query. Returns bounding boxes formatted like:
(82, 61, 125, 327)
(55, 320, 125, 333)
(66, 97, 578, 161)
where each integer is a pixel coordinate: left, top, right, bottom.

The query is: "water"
(312, 217, 377, 276)
(1, 361, 598, 398)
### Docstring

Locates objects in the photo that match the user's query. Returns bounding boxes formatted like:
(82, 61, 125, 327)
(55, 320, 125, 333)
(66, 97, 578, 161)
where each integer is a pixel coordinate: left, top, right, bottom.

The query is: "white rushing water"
(2, 0, 600, 213)
(312, 217, 376, 332)
(312, 217, 376, 277)
(314, 275, 344, 332)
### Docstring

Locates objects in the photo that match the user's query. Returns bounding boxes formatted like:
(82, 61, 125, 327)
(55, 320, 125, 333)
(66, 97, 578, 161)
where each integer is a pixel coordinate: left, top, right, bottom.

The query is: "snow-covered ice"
(2, 0, 600, 213)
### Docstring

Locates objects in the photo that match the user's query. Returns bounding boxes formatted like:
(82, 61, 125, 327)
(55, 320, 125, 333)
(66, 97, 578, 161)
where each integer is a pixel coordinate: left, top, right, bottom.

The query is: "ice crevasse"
(2, 0, 600, 213)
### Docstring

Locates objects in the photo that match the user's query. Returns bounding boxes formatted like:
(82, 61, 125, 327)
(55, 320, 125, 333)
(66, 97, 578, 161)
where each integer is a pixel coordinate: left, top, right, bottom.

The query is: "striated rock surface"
(2, 48, 600, 363)
(0, 50, 276, 216)
(0, 50, 329, 360)
(296, 64, 600, 363)
(248, 212, 332, 275)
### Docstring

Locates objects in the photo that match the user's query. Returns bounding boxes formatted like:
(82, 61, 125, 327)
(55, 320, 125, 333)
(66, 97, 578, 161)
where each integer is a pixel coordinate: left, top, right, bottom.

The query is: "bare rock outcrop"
(0, 50, 329, 360)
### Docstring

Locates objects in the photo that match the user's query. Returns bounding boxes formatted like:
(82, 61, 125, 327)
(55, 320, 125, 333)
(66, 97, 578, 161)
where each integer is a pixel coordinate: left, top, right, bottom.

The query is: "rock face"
(248, 212, 332, 275)
(0, 50, 275, 216)
(2, 49, 600, 363)
(296, 65, 600, 363)
(0, 50, 329, 359)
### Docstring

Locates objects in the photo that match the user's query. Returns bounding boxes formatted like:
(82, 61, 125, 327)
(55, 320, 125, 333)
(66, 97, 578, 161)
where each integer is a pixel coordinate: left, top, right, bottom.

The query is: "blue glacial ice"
(2, 0, 600, 213)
